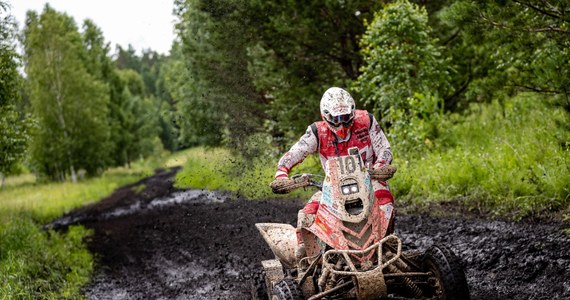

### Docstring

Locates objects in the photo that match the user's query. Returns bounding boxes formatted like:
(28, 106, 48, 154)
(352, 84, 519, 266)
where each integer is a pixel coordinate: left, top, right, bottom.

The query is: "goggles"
(325, 112, 354, 127)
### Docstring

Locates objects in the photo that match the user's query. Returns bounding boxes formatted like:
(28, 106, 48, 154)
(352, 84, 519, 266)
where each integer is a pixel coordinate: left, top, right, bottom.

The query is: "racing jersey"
(275, 110, 393, 179)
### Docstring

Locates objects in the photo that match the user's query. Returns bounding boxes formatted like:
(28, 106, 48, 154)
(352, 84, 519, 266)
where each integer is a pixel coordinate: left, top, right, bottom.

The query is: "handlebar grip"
(271, 175, 313, 194)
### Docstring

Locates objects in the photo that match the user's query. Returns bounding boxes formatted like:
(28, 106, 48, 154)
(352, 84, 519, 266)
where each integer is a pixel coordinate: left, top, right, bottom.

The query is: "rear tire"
(272, 279, 304, 300)
(422, 245, 470, 300)
(251, 269, 269, 300)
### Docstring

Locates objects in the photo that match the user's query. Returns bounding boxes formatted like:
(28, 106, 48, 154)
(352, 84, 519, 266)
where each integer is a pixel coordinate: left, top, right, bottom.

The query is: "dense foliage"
(23, 7, 112, 180)
(0, 221, 92, 298)
(392, 94, 570, 219)
(356, 1, 451, 118)
(169, 0, 384, 146)
(18, 5, 173, 180)
(0, 1, 29, 182)
(438, 0, 570, 108)
(171, 0, 569, 216)
(3, 0, 570, 209)
(355, 1, 451, 155)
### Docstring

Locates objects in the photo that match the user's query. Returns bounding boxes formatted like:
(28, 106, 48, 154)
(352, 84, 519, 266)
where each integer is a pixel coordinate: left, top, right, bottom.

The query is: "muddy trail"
(48, 168, 570, 300)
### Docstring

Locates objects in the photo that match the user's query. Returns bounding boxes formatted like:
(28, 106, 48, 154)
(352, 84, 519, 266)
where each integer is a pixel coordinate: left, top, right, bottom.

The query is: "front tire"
(251, 269, 269, 300)
(422, 245, 470, 300)
(272, 279, 304, 300)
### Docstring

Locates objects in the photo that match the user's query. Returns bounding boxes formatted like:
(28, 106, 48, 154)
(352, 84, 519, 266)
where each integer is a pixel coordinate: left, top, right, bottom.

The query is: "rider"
(270, 87, 395, 260)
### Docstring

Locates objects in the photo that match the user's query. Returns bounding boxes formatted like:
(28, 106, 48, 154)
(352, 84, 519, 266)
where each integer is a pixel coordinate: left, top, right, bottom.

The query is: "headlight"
(341, 183, 359, 195)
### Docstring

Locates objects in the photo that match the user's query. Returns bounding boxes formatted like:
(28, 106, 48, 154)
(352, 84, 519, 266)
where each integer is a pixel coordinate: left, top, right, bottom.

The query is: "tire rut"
(48, 168, 569, 300)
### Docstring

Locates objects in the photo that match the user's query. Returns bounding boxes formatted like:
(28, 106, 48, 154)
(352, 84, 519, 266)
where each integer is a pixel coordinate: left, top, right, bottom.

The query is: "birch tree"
(23, 5, 111, 180)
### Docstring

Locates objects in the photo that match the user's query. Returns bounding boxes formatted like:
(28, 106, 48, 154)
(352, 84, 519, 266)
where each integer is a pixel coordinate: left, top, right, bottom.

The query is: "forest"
(0, 0, 569, 298)
(3, 0, 568, 214)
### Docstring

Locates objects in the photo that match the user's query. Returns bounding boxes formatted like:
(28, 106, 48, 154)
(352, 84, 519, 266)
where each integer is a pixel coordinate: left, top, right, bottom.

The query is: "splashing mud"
(49, 168, 569, 299)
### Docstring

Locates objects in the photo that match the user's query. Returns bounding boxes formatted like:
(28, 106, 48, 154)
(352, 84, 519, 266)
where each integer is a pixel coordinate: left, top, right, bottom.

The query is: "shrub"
(0, 218, 92, 299)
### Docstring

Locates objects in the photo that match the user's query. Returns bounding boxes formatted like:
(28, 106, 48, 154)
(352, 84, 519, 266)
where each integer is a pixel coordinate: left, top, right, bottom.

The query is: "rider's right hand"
(270, 177, 295, 194)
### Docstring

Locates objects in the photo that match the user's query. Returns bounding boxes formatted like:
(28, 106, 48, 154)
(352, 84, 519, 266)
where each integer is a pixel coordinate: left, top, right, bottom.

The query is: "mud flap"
(262, 259, 285, 298)
(255, 223, 297, 268)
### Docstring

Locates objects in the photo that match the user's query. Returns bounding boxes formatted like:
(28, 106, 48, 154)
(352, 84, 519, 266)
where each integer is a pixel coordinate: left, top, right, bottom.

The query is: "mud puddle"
(48, 168, 569, 299)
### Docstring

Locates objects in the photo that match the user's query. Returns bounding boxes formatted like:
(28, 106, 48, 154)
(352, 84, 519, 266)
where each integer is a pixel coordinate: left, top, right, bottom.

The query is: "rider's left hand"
(369, 165, 397, 181)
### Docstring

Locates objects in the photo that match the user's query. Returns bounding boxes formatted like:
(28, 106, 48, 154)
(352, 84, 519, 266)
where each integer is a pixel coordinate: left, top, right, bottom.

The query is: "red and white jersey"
(275, 110, 393, 178)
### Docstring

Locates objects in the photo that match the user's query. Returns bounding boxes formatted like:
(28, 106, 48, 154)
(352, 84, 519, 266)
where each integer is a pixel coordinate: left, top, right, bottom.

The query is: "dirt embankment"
(48, 168, 570, 299)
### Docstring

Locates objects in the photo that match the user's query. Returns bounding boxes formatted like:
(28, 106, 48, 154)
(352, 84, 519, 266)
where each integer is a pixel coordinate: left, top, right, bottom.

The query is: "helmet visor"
(326, 113, 354, 127)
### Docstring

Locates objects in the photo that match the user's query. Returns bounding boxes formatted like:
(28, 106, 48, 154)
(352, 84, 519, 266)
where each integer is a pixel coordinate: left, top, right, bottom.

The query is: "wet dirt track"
(49, 168, 570, 300)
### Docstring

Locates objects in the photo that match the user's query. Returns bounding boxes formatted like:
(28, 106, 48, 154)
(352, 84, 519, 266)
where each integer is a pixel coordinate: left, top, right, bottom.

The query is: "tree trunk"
(70, 165, 77, 183)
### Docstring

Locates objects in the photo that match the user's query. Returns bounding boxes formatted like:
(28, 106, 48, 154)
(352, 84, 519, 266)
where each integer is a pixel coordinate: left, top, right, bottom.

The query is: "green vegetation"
(23, 7, 112, 180)
(392, 94, 570, 219)
(0, 170, 149, 223)
(172, 0, 569, 219)
(0, 221, 92, 299)
(1, 0, 569, 295)
(356, 1, 451, 120)
(175, 147, 322, 200)
(12, 4, 176, 181)
(0, 1, 30, 184)
(175, 95, 570, 219)
(0, 154, 169, 298)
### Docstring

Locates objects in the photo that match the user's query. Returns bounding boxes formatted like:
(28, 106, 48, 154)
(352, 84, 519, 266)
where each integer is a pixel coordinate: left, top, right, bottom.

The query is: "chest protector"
(311, 110, 375, 171)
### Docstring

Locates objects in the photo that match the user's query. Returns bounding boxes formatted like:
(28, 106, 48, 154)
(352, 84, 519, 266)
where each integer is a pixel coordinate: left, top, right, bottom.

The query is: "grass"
(391, 94, 570, 219)
(0, 150, 189, 299)
(175, 147, 323, 200)
(0, 221, 92, 299)
(0, 172, 146, 224)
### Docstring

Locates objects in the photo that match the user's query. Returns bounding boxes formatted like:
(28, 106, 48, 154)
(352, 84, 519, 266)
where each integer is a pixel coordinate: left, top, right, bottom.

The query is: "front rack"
(322, 234, 402, 276)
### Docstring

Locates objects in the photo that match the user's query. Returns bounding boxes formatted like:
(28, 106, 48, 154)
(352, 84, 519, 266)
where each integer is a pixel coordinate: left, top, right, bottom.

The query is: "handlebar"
(273, 165, 396, 194)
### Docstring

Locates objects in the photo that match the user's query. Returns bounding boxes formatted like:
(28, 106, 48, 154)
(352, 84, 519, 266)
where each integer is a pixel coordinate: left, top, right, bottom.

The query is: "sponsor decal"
(315, 216, 331, 234)
(354, 128, 369, 142)
(381, 204, 393, 221)
(321, 184, 333, 207)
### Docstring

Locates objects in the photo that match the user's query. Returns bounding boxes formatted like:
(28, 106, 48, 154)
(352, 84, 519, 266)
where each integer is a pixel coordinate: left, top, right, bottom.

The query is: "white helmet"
(320, 87, 355, 139)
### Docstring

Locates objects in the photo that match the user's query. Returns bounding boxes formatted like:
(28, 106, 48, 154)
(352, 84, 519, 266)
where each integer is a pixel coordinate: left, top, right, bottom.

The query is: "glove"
(369, 165, 397, 181)
(270, 177, 295, 194)
(270, 175, 311, 194)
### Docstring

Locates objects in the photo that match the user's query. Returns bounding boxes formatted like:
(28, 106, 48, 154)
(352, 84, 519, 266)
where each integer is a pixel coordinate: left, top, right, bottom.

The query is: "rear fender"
(255, 223, 297, 268)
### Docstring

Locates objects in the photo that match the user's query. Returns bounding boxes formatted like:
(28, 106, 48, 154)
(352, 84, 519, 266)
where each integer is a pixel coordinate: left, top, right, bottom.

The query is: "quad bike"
(252, 147, 470, 300)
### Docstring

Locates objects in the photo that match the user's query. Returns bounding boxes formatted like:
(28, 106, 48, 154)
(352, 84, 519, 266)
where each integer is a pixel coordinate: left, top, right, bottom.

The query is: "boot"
(295, 227, 307, 261)
(295, 243, 306, 261)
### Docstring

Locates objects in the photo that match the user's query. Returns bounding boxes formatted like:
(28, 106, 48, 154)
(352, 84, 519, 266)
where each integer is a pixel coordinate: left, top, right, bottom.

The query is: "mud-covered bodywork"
(255, 223, 297, 268)
(303, 153, 394, 259)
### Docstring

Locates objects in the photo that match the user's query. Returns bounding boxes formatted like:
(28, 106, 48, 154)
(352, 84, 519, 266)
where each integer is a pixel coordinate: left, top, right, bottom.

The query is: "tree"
(172, 0, 385, 148)
(115, 45, 179, 152)
(174, 0, 266, 149)
(355, 0, 452, 154)
(0, 1, 30, 185)
(113, 69, 160, 167)
(243, 0, 385, 137)
(437, 0, 570, 110)
(23, 5, 111, 180)
(160, 42, 220, 147)
(356, 0, 451, 119)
